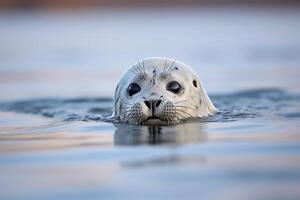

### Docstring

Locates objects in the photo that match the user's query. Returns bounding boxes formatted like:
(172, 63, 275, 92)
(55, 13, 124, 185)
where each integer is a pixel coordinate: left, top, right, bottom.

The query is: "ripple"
(0, 89, 299, 123)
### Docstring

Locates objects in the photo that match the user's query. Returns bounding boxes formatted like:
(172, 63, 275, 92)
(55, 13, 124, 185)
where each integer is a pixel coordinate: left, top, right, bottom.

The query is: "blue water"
(0, 88, 300, 200)
(2, 89, 299, 122)
(0, 7, 300, 200)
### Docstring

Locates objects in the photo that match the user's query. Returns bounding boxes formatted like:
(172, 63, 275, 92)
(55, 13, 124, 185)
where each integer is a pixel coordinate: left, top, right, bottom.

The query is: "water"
(1, 6, 300, 200)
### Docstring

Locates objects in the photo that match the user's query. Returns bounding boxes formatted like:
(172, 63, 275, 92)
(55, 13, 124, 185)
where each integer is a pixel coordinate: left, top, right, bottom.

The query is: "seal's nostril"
(156, 100, 162, 107)
(145, 100, 161, 109)
(144, 100, 151, 109)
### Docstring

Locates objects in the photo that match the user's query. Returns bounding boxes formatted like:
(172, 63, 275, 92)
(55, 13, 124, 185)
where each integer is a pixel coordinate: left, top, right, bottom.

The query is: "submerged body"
(112, 57, 217, 125)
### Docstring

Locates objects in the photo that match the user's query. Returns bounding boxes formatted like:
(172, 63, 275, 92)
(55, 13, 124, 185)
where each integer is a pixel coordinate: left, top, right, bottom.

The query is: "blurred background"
(1, 0, 300, 8)
(1, 2, 300, 200)
(0, 0, 300, 100)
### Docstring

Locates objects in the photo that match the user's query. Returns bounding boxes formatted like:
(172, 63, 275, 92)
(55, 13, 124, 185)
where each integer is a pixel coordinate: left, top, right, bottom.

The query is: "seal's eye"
(166, 81, 182, 94)
(127, 83, 141, 96)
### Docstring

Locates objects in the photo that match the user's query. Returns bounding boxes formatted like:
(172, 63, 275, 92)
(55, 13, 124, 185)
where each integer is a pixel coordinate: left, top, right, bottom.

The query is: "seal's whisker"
(164, 57, 167, 69)
(122, 110, 132, 117)
(129, 116, 136, 124)
(137, 61, 146, 80)
(123, 110, 133, 116)
(131, 63, 144, 80)
(121, 107, 131, 111)
(142, 59, 145, 75)
(127, 115, 137, 123)
(161, 113, 178, 125)
(175, 113, 189, 122)
(174, 111, 185, 119)
(136, 64, 142, 78)
(137, 64, 143, 76)
(137, 62, 143, 74)
(171, 115, 181, 124)
(175, 108, 192, 115)
(163, 57, 168, 74)
(122, 105, 132, 109)
(120, 108, 133, 115)
(129, 68, 139, 77)
(171, 115, 179, 124)
(122, 107, 131, 111)
(174, 105, 194, 110)
(164, 116, 171, 125)
(176, 109, 194, 118)
(174, 100, 187, 104)
(161, 57, 174, 78)
(124, 106, 145, 125)
(122, 105, 132, 110)
(135, 116, 143, 125)
(165, 60, 172, 73)
(167, 59, 176, 74)
(121, 109, 131, 114)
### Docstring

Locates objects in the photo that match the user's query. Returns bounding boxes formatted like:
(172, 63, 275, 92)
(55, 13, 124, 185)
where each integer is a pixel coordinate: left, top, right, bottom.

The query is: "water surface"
(0, 7, 300, 200)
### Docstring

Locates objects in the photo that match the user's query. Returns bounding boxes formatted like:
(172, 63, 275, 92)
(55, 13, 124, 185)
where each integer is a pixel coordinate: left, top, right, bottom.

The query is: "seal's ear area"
(197, 80, 218, 117)
(192, 79, 198, 88)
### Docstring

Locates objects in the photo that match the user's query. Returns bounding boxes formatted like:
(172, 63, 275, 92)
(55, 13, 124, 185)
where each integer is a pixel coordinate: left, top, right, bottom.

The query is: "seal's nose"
(144, 99, 162, 111)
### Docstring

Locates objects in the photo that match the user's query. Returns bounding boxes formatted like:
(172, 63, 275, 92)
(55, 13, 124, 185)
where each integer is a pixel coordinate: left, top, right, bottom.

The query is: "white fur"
(111, 57, 217, 125)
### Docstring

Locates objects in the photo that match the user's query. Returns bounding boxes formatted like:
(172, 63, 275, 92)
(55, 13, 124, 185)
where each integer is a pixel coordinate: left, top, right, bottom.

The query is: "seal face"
(112, 57, 217, 125)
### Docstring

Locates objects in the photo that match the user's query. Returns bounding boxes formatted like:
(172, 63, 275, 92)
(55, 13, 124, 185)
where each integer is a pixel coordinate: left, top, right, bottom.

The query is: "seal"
(111, 57, 217, 125)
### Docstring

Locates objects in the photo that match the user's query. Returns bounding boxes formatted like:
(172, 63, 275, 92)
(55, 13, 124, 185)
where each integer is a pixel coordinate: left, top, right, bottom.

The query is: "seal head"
(112, 57, 217, 125)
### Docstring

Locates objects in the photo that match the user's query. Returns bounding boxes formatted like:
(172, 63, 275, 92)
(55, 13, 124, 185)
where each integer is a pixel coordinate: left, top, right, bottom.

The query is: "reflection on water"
(0, 70, 300, 199)
(0, 88, 299, 152)
(114, 122, 205, 145)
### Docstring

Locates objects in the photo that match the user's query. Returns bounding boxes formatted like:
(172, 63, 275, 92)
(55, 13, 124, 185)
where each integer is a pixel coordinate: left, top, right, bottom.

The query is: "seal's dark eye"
(127, 83, 141, 96)
(166, 81, 182, 94)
